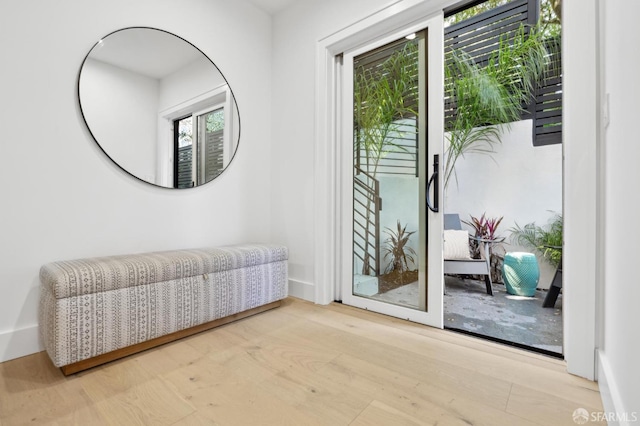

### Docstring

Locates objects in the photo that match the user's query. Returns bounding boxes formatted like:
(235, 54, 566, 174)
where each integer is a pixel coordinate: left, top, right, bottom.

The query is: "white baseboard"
(0, 325, 43, 363)
(597, 350, 637, 425)
(288, 278, 315, 302)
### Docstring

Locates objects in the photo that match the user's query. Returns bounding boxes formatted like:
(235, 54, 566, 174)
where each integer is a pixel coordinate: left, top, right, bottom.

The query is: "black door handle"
(426, 154, 439, 213)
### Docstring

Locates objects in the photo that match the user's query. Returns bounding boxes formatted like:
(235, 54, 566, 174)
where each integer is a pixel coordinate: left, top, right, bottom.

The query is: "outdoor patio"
(372, 275, 563, 356)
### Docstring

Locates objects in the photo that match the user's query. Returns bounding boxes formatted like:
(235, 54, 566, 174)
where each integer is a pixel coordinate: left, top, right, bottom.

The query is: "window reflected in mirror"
(174, 107, 226, 188)
(78, 27, 240, 189)
(174, 116, 193, 188)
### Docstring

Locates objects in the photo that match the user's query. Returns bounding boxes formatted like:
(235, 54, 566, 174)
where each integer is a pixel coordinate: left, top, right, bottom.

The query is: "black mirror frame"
(77, 26, 241, 189)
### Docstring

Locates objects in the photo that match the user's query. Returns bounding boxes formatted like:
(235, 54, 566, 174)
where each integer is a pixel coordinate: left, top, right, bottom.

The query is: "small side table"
(502, 252, 540, 297)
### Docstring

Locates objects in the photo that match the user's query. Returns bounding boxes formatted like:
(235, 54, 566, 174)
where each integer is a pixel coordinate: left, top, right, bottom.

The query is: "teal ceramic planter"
(502, 252, 539, 297)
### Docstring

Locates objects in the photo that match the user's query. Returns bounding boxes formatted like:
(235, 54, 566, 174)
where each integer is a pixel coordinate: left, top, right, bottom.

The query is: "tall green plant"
(354, 42, 418, 179)
(444, 24, 549, 188)
(354, 41, 419, 274)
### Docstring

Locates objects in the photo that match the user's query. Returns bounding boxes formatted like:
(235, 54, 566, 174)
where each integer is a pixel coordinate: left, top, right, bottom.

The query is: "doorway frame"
(340, 21, 444, 327)
(313, 0, 600, 381)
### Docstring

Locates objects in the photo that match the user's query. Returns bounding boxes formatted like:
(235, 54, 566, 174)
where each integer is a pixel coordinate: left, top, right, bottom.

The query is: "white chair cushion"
(444, 230, 471, 260)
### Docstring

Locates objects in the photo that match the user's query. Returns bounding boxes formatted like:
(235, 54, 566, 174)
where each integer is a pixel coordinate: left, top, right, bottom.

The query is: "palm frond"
(509, 212, 563, 267)
(444, 23, 549, 189)
(355, 42, 420, 177)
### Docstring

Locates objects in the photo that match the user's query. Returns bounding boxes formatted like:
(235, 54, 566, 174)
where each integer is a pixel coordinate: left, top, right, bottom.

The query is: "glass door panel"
(352, 35, 423, 310)
(341, 15, 444, 327)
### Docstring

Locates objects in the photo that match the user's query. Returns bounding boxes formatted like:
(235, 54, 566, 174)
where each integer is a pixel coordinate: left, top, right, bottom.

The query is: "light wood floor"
(0, 297, 604, 425)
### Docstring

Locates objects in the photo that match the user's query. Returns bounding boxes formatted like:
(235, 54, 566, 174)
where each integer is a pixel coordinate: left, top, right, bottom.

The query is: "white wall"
(599, 0, 640, 417)
(270, 0, 400, 300)
(158, 56, 227, 111)
(0, 0, 272, 362)
(80, 58, 159, 182)
(445, 119, 563, 288)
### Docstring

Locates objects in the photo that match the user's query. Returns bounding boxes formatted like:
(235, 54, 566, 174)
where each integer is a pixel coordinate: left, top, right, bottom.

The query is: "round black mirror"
(79, 27, 240, 188)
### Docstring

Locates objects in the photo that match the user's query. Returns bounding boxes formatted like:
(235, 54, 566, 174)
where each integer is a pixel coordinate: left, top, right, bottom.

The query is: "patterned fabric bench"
(39, 243, 288, 375)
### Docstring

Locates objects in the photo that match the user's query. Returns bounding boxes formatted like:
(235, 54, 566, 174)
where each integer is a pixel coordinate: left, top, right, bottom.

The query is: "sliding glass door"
(341, 15, 444, 327)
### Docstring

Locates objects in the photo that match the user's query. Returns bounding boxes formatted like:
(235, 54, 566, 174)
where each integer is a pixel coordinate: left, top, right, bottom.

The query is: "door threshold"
(444, 326, 564, 359)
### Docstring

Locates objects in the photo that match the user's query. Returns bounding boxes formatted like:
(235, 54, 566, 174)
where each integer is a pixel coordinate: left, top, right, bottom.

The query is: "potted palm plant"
(378, 220, 418, 293)
(463, 213, 505, 283)
(382, 220, 417, 275)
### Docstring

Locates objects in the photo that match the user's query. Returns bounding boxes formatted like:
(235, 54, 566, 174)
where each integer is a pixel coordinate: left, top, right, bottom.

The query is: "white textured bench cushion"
(39, 244, 288, 367)
(40, 243, 288, 299)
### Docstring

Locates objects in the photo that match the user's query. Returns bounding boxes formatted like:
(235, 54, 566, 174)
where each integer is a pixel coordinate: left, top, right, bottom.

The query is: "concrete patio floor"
(372, 275, 563, 355)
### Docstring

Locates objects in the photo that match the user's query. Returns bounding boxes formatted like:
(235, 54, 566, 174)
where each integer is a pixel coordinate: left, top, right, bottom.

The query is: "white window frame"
(157, 84, 234, 187)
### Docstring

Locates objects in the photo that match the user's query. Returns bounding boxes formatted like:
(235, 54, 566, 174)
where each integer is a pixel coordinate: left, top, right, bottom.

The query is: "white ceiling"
(246, 0, 301, 14)
(88, 28, 204, 80)
(87, 1, 302, 78)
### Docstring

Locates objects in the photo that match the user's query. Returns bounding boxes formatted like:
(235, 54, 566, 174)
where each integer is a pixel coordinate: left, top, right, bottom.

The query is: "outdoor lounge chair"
(443, 213, 493, 295)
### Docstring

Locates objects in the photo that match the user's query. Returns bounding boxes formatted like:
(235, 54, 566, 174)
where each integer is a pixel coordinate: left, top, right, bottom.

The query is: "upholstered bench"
(39, 243, 288, 375)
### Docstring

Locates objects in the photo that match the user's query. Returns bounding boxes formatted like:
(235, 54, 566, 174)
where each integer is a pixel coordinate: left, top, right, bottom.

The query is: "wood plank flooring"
(0, 297, 604, 425)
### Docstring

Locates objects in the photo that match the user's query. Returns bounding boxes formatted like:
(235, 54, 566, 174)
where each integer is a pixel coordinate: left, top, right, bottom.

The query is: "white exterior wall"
(0, 0, 272, 363)
(377, 176, 420, 274)
(445, 119, 563, 288)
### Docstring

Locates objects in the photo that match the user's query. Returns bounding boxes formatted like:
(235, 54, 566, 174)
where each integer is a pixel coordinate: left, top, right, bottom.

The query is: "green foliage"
(444, 0, 511, 27)
(463, 213, 504, 241)
(509, 212, 563, 267)
(354, 41, 420, 275)
(445, 0, 561, 37)
(206, 109, 224, 132)
(382, 220, 417, 274)
(178, 117, 193, 147)
(540, 0, 562, 37)
(176, 110, 224, 147)
(444, 24, 549, 188)
(354, 41, 419, 177)
(463, 213, 504, 259)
